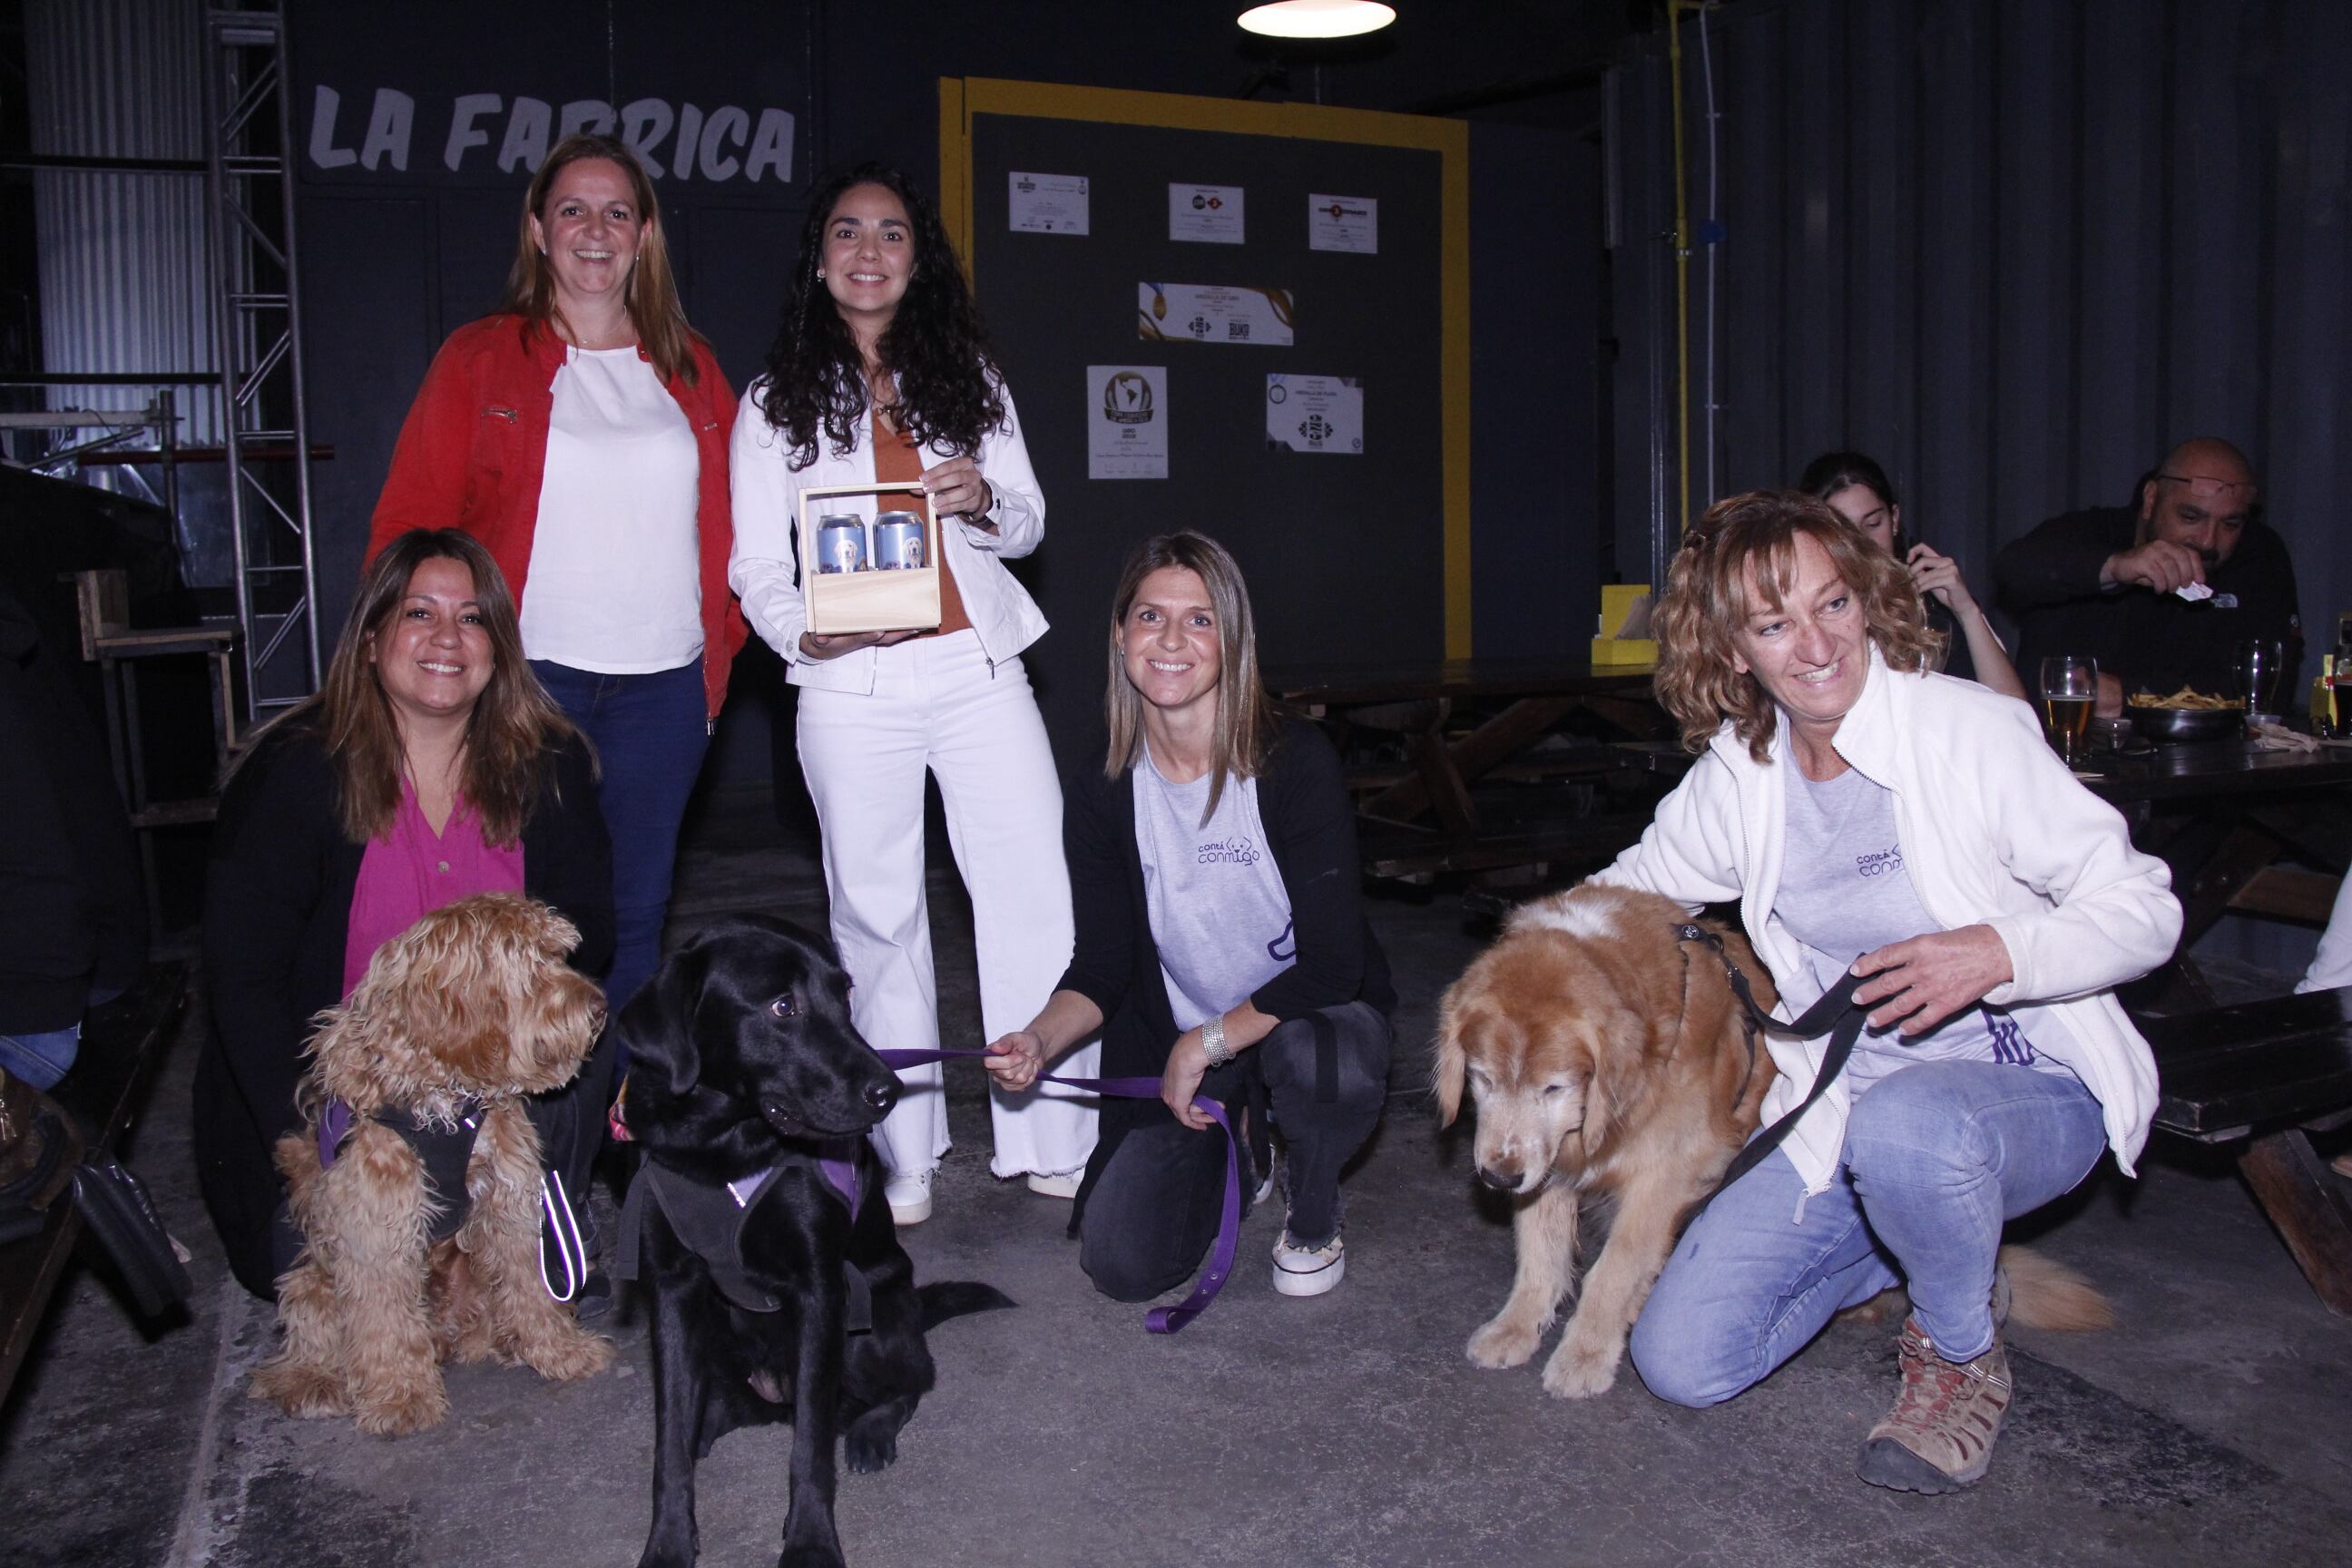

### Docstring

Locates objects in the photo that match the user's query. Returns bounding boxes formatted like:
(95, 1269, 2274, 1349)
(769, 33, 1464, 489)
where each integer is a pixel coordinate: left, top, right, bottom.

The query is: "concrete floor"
(5, 792, 2350, 1568)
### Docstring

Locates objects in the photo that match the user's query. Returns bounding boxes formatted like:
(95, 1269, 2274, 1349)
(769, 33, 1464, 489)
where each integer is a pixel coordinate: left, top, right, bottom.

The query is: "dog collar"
(616, 1156, 874, 1330)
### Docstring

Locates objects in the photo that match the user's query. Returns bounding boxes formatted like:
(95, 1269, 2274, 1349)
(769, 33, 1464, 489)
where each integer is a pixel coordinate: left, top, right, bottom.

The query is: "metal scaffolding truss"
(201, 2, 321, 718)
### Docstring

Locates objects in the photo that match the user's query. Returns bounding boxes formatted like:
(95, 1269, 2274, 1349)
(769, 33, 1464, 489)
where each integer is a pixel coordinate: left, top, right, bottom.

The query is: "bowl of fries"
(2126, 688, 2246, 743)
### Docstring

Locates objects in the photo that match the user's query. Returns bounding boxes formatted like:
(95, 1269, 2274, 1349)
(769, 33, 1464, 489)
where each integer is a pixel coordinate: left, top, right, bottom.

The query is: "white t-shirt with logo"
(519, 344, 703, 673)
(1774, 761, 2081, 1095)
(1132, 743, 1296, 1031)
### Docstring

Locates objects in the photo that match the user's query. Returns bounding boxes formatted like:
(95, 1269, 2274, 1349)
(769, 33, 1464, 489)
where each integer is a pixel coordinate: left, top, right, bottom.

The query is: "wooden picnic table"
(1266, 658, 1669, 880)
(2070, 739, 2352, 999)
(2138, 984, 2352, 1316)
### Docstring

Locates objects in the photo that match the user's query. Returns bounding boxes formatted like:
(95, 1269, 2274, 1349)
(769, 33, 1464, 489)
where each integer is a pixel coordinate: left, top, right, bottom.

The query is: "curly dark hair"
(754, 162, 1007, 468)
(1655, 490, 1943, 761)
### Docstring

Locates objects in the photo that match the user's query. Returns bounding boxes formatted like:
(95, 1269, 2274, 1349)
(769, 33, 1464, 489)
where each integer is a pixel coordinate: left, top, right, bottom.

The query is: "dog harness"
(318, 1097, 484, 1244)
(615, 1150, 875, 1332)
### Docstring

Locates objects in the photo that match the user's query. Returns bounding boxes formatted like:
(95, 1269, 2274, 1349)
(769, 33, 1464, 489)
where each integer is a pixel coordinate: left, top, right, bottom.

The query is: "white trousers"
(2299, 871, 2352, 993)
(796, 630, 1097, 1180)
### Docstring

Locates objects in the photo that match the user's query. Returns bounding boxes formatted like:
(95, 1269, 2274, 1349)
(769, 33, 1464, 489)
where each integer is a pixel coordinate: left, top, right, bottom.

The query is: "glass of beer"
(2039, 655, 2098, 761)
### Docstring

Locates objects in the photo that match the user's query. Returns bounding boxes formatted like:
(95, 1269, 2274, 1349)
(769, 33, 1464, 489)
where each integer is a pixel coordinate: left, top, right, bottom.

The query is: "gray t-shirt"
(1132, 744, 1297, 1030)
(1775, 761, 2077, 1095)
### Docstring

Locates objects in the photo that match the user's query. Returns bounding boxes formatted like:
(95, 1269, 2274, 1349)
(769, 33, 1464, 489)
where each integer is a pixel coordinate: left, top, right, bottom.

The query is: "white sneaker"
(1251, 1154, 1278, 1208)
(1271, 1230, 1345, 1298)
(884, 1168, 935, 1226)
(1024, 1171, 1083, 1200)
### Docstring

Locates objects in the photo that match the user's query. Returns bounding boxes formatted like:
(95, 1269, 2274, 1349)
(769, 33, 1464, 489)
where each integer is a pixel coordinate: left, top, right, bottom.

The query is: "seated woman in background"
(984, 531, 1395, 1301)
(1602, 491, 2176, 1493)
(195, 530, 612, 1300)
(1799, 451, 2027, 701)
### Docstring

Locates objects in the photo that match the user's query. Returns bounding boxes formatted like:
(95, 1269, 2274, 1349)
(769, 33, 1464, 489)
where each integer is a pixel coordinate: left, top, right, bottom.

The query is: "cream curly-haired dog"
(252, 892, 613, 1435)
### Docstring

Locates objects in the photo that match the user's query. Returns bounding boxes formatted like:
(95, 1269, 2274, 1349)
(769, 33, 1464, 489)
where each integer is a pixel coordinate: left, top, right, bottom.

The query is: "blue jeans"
(0, 1025, 79, 1091)
(1630, 1061, 2107, 1406)
(529, 660, 710, 1018)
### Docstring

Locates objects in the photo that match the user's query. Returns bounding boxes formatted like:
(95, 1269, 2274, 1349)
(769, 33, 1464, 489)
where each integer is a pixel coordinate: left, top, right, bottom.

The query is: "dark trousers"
(1080, 1001, 1391, 1303)
(529, 658, 710, 1017)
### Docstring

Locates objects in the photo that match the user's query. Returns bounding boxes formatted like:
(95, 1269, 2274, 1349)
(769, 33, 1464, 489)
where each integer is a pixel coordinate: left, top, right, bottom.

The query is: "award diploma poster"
(1266, 374, 1364, 454)
(1307, 194, 1377, 253)
(1009, 172, 1089, 234)
(1137, 283, 1296, 347)
(1087, 365, 1169, 480)
(1168, 182, 1244, 244)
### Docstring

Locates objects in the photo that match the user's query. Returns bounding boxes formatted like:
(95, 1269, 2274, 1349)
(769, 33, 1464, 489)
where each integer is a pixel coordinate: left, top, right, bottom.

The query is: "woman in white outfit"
(729, 162, 1093, 1223)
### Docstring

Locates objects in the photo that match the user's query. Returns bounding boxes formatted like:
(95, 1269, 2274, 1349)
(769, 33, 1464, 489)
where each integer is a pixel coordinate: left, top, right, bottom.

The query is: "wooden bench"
(2137, 985, 2352, 1316)
(0, 962, 191, 1403)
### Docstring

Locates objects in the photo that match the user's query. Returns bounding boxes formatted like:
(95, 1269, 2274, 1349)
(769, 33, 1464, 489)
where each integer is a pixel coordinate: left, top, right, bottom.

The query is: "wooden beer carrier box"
(797, 480, 942, 636)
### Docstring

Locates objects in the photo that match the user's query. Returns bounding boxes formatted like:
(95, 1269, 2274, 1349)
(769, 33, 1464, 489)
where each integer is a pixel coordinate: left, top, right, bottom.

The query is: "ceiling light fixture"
(1238, 2, 1398, 40)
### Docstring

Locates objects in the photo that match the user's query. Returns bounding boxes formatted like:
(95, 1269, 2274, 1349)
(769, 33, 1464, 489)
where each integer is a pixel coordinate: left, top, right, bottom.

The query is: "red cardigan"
(366, 314, 749, 718)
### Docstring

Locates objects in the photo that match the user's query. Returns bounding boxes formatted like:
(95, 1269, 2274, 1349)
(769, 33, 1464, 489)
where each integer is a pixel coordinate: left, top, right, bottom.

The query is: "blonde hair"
(1654, 490, 1943, 761)
(500, 133, 701, 386)
(1104, 531, 1274, 821)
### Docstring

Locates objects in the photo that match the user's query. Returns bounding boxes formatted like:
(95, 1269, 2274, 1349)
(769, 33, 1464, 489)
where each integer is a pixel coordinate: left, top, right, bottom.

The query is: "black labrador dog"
(614, 914, 1011, 1568)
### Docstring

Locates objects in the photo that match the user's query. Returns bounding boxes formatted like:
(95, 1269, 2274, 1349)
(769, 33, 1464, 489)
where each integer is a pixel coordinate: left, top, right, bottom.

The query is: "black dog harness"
(1670, 924, 1871, 1219)
(613, 1151, 875, 1333)
(318, 1097, 484, 1243)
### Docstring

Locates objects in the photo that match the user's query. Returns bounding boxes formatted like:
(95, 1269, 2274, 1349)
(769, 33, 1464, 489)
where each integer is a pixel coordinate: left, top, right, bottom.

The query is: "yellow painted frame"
(939, 76, 1475, 658)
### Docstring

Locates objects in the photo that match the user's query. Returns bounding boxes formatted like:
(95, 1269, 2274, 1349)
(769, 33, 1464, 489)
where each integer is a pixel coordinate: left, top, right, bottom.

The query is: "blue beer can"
(872, 512, 926, 570)
(816, 514, 867, 573)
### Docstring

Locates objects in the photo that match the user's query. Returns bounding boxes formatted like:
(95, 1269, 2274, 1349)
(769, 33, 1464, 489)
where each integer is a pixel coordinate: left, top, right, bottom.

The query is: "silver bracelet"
(1200, 1013, 1231, 1069)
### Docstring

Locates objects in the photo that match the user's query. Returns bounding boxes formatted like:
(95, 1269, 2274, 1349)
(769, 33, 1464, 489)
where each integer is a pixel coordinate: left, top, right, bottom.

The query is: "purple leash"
(874, 1048, 1240, 1334)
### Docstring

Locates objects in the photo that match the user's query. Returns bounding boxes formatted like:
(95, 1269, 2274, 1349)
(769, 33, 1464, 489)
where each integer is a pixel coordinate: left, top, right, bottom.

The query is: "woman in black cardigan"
(987, 531, 1392, 1300)
(195, 530, 612, 1299)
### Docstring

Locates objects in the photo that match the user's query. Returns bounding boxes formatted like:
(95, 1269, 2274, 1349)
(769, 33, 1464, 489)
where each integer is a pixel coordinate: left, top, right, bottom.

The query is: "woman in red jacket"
(368, 134, 745, 1017)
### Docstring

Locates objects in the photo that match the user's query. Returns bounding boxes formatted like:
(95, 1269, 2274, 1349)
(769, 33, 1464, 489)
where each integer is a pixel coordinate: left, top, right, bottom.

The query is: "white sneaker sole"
(885, 1180, 934, 1226)
(1271, 1250, 1346, 1298)
(1025, 1171, 1082, 1200)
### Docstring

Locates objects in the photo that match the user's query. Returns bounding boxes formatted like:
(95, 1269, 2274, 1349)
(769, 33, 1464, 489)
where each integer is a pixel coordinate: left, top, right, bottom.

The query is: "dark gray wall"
(1610, 0, 2352, 681)
(283, 0, 1606, 781)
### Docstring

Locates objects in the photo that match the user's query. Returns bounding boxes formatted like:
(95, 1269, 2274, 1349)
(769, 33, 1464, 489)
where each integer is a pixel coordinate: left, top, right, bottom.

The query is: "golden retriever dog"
(1436, 882, 1774, 1398)
(252, 893, 613, 1435)
(1437, 883, 2114, 1400)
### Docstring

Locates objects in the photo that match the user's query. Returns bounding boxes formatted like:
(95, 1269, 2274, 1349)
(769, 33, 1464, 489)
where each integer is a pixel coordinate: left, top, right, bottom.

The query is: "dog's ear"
(613, 936, 712, 1097)
(1432, 977, 1469, 1128)
(1574, 999, 1643, 1151)
(318, 900, 510, 1108)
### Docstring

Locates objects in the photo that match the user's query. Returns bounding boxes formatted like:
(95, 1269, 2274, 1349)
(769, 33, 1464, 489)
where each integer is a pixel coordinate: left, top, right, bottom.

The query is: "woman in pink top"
(198, 530, 612, 1299)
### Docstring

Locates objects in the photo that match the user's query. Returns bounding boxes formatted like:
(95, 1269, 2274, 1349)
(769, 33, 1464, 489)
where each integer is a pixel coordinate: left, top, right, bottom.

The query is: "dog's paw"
(1465, 1314, 1543, 1369)
(843, 1404, 911, 1475)
(250, 1361, 349, 1419)
(778, 1532, 848, 1568)
(525, 1325, 615, 1383)
(353, 1383, 450, 1436)
(843, 1424, 899, 1475)
(1540, 1331, 1623, 1398)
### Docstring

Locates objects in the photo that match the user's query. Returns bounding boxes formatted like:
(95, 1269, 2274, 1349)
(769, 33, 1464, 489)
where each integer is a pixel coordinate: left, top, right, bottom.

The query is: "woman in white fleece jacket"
(1605, 491, 2179, 1496)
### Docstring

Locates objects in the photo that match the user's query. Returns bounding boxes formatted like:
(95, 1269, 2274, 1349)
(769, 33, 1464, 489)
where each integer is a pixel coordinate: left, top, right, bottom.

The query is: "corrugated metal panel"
(1611, 0, 2352, 700)
(25, 0, 219, 446)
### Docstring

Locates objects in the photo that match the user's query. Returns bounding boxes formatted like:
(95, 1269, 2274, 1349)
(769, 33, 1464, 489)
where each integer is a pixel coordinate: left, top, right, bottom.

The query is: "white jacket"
(1593, 648, 2180, 1194)
(728, 375, 1049, 692)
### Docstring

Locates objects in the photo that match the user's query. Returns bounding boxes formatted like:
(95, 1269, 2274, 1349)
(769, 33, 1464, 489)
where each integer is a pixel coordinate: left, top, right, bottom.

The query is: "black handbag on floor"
(70, 1156, 191, 1318)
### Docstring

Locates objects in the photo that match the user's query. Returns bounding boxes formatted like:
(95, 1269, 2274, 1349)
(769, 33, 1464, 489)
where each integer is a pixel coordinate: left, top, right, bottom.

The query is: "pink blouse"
(341, 779, 525, 995)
